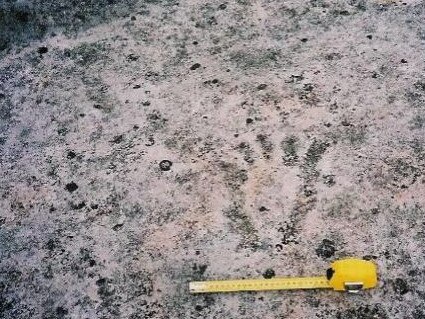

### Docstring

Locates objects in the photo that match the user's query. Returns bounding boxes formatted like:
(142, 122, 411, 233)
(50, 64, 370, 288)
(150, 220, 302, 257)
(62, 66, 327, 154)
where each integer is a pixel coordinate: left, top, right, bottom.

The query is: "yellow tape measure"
(189, 258, 377, 294)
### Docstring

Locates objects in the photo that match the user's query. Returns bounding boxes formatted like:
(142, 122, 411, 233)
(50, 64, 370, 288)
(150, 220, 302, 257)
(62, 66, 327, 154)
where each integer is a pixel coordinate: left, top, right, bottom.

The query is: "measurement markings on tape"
(189, 258, 378, 294)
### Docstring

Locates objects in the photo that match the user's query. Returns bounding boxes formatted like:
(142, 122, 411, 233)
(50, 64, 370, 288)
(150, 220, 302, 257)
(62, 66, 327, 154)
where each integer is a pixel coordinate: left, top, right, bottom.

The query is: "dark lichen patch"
(67, 42, 109, 66)
(410, 138, 425, 162)
(392, 278, 410, 295)
(324, 52, 342, 61)
(65, 182, 78, 193)
(190, 63, 201, 70)
(256, 134, 274, 159)
(335, 305, 388, 319)
(96, 278, 115, 297)
(82, 76, 116, 113)
(112, 223, 124, 231)
(55, 306, 68, 318)
(147, 110, 168, 130)
(204, 78, 220, 86)
(315, 239, 336, 259)
(110, 134, 124, 144)
(405, 81, 425, 108)
(345, 125, 367, 145)
(385, 158, 421, 188)
(67, 150, 77, 159)
(37, 46, 48, 54)
(124, 271, 154, 297)
(262, 268, 275, 279)
(322, 174, 336, 186)
(410, 114, 425, 129)
(277, 221, 299, 245)
(297, 83, 319, 105)
(413, 309, 425, 319)
(281, 136, 299, 167)
(127, 53, 140, 61)
(326, 193, 356, 218)
(223, 203, 259, 249)
(70, 201, 86, 210)
(219, 162, 248, 191)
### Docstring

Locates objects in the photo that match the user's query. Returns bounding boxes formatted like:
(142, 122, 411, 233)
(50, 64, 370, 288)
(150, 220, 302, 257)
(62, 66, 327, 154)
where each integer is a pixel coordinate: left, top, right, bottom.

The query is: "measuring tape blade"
(189, 276, 331, 293)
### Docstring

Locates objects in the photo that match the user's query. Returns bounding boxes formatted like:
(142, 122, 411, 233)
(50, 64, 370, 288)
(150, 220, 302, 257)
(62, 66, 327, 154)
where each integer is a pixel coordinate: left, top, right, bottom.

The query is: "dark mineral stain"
(190, 63, 201, 70)
(300, 38, 308, 42)
(223, 202, 259, 248)
(159, 160, 173, 171)
(401, 59, 408, 64)
(262, 268, 276, 279)
(133, 84, 141, 89)
(90, 204, 99, 209)
(366, 34, 373, 39)
(238, 142, 255, 163)
(257, 83, 267, 90)
(393, 278, 409, 295)
(316, 239, 336, 259)
(281, 136, 299, 166)
(246, 118, 253, 124)
(304, 139, 330, 173)
(37, 46, 48, 54)
(65, 182, 78, 193)
(193, 264, 208, 277)
(256, 134, 273, 159)
(259, 206, 269, 212)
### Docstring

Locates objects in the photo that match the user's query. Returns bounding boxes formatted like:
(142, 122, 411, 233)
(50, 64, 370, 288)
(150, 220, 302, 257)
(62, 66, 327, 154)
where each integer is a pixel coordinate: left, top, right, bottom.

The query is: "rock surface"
(1, 0, 425, 318)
